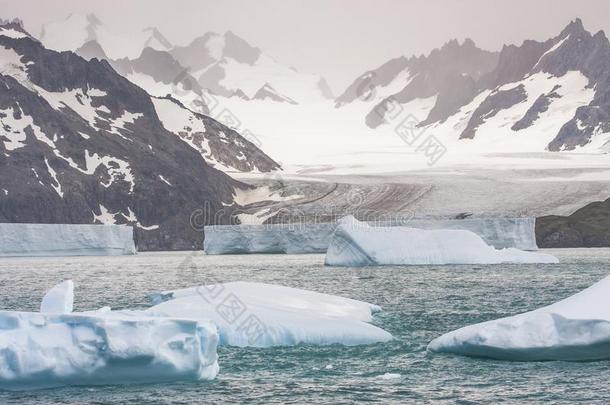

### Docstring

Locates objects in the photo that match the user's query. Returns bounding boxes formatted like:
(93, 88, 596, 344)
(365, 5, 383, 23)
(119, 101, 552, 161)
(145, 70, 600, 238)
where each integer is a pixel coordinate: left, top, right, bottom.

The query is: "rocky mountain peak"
(559, 18, 585, 38)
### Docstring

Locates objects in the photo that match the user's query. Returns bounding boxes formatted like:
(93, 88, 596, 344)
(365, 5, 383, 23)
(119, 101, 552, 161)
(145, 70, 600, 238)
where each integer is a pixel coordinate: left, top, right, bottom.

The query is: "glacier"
(147, 282, 392, 347)
(427, 274, 610, 361)
(0, 281, 219, 390)
(0, 223, 136, 257)
(324, 216, 558, 266)
(203, 217, 538, 254)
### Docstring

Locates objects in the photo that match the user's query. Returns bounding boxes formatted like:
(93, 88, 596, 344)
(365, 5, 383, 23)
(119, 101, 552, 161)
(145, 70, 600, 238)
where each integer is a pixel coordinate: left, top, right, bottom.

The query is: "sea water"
(0, 249, 609, 403)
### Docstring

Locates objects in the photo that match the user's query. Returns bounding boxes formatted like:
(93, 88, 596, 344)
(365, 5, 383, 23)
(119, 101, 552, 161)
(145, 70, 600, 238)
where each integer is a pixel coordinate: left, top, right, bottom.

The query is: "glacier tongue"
(428, 274, 610, 361)
(147, 282, 392, 347)
(40, 280, 73, 313)
(324, 216, 558, 266)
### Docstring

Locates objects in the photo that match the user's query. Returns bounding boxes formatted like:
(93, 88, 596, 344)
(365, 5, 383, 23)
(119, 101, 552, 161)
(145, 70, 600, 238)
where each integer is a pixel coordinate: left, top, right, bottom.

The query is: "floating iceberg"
(203, 217, 538, 255)
(147, 282, 392, 347)
(428, 275, 610, 361)
(40, 280, 73, 313)
(203, 223, 335, 254)
(325, 216, 558, 266)
(0, 282, 218, 390)
(0, 223, 136, 257)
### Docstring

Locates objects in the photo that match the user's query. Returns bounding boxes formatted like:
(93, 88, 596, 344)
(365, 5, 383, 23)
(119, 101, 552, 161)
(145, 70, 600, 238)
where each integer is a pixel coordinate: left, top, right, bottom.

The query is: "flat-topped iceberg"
(0, 223, 136, 257)
(428, 275, 610, 361)
(0, 282, 218, 390)
(147, 282, 392, 347)
(203, 217, 539, 255)
(325, 216, 558, 266)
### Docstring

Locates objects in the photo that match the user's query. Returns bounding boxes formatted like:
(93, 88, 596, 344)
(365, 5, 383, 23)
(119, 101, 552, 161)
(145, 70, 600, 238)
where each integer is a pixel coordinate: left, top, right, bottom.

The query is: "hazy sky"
(2, 0, 610, 93)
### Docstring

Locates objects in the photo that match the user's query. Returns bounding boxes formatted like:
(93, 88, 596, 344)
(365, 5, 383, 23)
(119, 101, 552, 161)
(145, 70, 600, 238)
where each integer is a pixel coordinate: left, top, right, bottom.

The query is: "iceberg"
(325, 216, 558, 266)
(147, 282, 392, 347)
(203, 223, 335, 254)
(428, 275, 610, 361)
(0, 223, 136, 257)
(40, 280, 73, 313)
(0, 282, 219, 390)
(203, 217, 539, 255)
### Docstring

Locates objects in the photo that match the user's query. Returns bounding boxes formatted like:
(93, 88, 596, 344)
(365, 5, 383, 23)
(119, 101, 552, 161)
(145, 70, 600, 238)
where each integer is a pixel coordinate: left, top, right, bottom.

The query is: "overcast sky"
(2, 0, 610, 93)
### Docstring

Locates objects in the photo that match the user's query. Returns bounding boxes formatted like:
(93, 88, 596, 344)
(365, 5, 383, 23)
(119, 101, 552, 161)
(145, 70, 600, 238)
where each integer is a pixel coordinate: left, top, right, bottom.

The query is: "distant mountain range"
(0, 20, 278, 250)
(40, 14, 333, 108)
(34, 15, 610, 170)
(337, 18, 610, 153)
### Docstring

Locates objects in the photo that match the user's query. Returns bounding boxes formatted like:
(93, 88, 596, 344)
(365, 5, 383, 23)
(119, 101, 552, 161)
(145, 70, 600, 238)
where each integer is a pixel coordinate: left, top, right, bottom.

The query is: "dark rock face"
(363, 39, 498, 128)
(154, 96, 281, 173)
(477, 40, 550, 90)
(420, 71, 477, 125)
(537, 198, 610, 248)
(75, 40, 108, 62)
(252, 84, 297, 104)
(334, 57, 409, 107)
(512, 86, 561, 131)
(460, 84, 527, 139)
(0, 31, 264, 251)
(340, 19, 610, 151)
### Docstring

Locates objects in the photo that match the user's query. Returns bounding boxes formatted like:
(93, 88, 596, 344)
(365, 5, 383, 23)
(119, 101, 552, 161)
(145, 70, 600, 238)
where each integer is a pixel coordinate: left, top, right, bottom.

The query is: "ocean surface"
(0, 249, 609, 404)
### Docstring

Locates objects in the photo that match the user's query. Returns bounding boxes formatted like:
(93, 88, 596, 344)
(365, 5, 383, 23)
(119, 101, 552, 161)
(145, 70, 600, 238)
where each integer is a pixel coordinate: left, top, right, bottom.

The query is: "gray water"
(0, 249, 609, 404)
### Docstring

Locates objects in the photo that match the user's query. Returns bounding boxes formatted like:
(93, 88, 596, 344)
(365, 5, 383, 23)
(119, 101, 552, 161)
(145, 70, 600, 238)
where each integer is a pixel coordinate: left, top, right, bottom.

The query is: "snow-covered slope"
(339, 19, 610, 155)
(0, 21, 277, 250)
(324, 216, 557, 266)
(428, 274, 610, 361)
(171, 31, 333, 104)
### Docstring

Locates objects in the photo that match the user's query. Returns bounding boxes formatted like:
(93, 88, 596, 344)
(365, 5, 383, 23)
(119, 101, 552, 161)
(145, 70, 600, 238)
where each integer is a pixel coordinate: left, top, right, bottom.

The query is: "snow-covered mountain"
(338, 19, 610, 154)
(40, 14, 333, 107)
(0, 20, 278, 250)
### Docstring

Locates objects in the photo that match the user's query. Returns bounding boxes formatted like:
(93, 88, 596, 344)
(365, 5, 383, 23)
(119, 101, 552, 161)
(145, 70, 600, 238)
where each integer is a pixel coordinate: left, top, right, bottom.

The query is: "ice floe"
(147, 281, 392, 347)
(0, 281, 219, 390)
(428, 274, 610, 361)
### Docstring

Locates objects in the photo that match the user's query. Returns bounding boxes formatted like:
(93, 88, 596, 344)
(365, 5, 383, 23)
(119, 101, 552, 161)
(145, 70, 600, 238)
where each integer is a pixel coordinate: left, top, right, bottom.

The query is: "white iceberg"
(0, 223, 136, 257)
(147, 282, 392, 347)
(203, 223, 335, 254)
(0, 282, 219, 390)
(40, 280, 74, 313)
(428, 275, 610, 361)
(324, 216, 558, 266)
(203, 217, 539, 255)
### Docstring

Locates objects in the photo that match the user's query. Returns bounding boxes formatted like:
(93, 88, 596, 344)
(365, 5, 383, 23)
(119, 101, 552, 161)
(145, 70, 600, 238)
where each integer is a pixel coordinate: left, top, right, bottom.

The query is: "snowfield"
(324, 216, 558, 266)
(428, 274, 610, 361)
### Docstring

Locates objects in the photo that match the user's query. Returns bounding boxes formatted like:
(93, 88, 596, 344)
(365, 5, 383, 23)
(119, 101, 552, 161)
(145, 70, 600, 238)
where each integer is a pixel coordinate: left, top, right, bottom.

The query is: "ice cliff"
(203, 217, 539, 255)
(0, 223, 136, 257)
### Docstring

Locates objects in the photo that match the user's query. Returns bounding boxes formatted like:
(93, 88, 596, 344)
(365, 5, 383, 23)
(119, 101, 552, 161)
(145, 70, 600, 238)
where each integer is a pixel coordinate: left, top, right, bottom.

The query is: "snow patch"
(44, 157, 63, 197)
